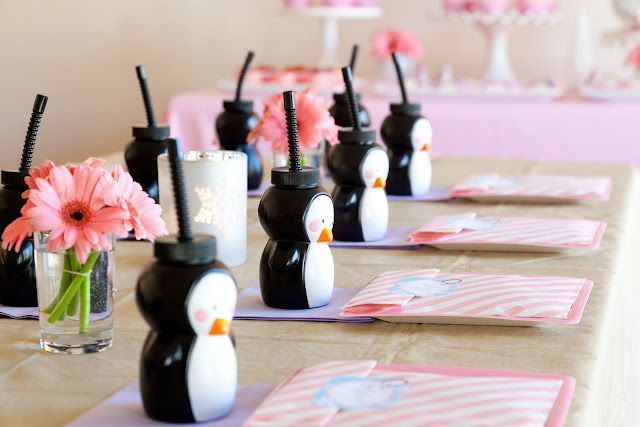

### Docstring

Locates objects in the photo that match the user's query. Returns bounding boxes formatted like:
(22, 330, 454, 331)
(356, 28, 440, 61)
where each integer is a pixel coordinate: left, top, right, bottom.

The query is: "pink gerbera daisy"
(24, 160, 56, 192)
(26, 165, 128, 264)
(248, 88, 339, 153)
(2, 216, 32, 252)
(109, 165, 168, 241)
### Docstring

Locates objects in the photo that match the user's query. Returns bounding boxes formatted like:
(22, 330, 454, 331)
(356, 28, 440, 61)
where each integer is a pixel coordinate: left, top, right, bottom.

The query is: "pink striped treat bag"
(341, 270, 593, 324)
(408, 213, 606, 250)
(244, 361, 575, 427)
(450, 174, 612, 200)
(341, 269, 439, 314)
(243, 360, 376, 427)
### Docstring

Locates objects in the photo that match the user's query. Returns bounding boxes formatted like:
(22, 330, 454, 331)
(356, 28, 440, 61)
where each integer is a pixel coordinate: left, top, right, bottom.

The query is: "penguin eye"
(322, 219, 325, 223)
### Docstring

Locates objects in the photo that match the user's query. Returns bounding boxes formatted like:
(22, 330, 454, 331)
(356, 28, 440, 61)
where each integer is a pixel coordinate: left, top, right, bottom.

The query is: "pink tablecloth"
(165, 90, 640, 165)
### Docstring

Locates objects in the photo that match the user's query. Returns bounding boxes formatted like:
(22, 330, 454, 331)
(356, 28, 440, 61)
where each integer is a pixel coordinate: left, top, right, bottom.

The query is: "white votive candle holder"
(158, 151, 247, 266)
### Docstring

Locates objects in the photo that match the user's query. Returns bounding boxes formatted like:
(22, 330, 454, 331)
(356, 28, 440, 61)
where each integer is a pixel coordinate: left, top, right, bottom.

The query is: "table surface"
(166, 90, 640, 166)
(1, 157, 639, 427)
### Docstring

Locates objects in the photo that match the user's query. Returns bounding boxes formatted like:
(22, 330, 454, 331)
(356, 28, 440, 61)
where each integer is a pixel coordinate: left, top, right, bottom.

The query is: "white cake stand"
(438, 9, 561, 81)
(288, 6, 382, 67)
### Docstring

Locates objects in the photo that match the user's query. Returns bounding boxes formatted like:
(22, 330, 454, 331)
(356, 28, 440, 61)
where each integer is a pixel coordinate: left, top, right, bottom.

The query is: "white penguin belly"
(409, 151, 432, 196)
(187, 335, 237, 422)
(304, 243, 334, 308)
(359, 188, 389, 241)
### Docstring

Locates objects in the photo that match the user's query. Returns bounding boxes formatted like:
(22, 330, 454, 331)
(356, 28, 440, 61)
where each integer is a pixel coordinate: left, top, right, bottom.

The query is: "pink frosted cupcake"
(353, 0, 378, 6)
(516, 0, 557, 15)
(237, 68, 264, 84)
(283, 65, 308, 83)
(253, 65, 277, 82)
(306, 68, 343, 86)
(443, 0, 471, 12)
(471, 0, 512, 14)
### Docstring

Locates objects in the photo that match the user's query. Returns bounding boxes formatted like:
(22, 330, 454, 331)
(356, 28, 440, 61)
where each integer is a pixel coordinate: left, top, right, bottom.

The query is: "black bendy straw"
(282, 91, 302, 172)
(19, 94, 48, 173)
(166, 139, 193, 242)
(349, 44, 359, 74)
(341, 67, 361, 130)
(391, 51, 409, 105)
(136, 65, 156, 127)
(235, 51, 255, 102)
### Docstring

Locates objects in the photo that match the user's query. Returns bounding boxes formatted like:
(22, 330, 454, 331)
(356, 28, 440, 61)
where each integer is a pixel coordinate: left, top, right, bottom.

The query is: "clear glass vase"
(272, 141, 326, 182)
(34, 231, 115, 354)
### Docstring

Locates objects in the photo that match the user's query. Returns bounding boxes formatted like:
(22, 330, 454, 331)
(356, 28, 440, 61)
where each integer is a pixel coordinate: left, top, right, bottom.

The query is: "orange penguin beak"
(421, 143, 431, 151)
(317, 228, 333, 243)
(209, 318, 230, 335)
(373, 177, 386, 188)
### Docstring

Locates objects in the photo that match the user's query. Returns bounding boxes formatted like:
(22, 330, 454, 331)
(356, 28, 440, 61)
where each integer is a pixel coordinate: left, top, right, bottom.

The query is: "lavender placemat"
(247, 182, 270, 198)
(235, 281, 373, 322)
(329, 226, 419, 250)
(0, 305, 38, 319)
(386, 185, 452, 202)
(252, 184, 451, 202)
(65, 381, 274, 427)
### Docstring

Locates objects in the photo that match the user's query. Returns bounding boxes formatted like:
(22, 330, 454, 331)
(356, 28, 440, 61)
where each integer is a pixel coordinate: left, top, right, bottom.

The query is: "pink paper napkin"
(386, 185, 453, 202)
(329, 226, 419, 250)
(0, 305, 38, 319)
(234, 282, 374, 322)
(64, 382, 274, 427)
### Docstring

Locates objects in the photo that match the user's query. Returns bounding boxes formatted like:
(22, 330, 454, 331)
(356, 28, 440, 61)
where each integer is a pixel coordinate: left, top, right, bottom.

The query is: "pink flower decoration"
(24, 165, 127, 263)
(24, 160, 56, 191)
(372, 29, 422, 59)
(109, 165, 168, 241)
(626, 43, 640, 66)
(248, 88, 339, 153)
(2, 216, 31, 252)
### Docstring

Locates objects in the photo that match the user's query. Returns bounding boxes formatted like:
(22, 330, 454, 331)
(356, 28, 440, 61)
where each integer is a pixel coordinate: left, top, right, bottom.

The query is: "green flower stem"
(43, 253, 72, 315)
(66, 254, 81, 316)
(79, 274, 90, 334)
(47, 252, 100, 325)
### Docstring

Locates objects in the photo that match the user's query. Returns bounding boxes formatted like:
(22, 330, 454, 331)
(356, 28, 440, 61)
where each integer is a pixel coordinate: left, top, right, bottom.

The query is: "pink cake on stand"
(516, 0, 557, 15)
(470, 0, 511, 14)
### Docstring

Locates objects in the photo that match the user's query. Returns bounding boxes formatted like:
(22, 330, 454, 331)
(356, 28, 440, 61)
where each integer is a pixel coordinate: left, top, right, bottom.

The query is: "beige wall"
(0, 0, 630, 171)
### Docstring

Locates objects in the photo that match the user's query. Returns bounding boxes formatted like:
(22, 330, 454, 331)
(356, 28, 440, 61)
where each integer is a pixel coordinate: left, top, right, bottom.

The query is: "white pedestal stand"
(439, 10, 561, 82)
(289, 6, 382, 68)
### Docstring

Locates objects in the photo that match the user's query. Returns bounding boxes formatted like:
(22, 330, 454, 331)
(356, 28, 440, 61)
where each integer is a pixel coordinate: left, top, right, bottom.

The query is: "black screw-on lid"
(390, 103, 421, 116)
(154, 234, 217, 265)
(223, 99, 254, 113)
(132, 124, 171, 140)
(338, 127, 376, 144)
(1, 170, 29, 188)
(332, 92, 362, 104)
(271, 166, 319, 188)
